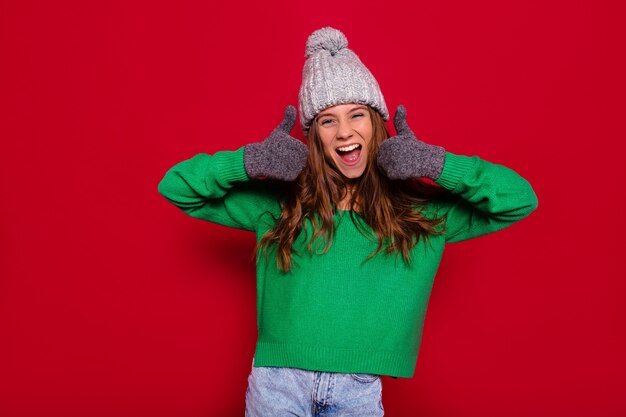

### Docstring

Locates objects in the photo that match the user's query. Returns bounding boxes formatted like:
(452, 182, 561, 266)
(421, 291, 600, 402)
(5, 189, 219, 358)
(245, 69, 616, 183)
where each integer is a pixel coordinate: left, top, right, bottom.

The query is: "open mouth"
(335, 143, 362, 164)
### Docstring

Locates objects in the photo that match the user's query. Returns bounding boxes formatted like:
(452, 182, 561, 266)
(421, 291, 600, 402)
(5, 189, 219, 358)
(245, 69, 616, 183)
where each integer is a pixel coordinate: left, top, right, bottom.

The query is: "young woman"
(158, 27, 537, 417)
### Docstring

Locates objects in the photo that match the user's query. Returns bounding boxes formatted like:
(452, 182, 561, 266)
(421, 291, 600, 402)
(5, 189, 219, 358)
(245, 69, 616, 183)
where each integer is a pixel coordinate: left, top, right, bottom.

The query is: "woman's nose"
(336, 120, 353, 140)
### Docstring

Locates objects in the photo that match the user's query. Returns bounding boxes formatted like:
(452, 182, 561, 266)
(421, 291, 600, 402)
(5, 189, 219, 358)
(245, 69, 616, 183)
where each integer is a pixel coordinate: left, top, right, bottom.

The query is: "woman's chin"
(338, 166, 366, 179)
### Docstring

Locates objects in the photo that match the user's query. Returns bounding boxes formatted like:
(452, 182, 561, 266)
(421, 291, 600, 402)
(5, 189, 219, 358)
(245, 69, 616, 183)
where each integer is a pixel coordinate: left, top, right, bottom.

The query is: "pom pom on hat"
(305, 27, 349, 57)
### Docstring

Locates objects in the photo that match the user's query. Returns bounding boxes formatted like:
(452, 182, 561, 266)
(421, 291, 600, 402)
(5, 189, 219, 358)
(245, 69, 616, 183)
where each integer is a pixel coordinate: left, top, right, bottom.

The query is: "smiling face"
(315, 103, 373, 179)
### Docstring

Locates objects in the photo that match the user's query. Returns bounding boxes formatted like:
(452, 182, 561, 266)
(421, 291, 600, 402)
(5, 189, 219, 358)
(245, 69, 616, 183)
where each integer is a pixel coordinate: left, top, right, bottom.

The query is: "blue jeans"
(245, 361, 384, 416)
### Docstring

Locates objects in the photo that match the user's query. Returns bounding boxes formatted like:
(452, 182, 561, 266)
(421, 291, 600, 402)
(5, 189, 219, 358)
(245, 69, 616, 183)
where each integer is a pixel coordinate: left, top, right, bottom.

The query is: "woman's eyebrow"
(317, 110, 335, 118)
(317, 105, 367, 119)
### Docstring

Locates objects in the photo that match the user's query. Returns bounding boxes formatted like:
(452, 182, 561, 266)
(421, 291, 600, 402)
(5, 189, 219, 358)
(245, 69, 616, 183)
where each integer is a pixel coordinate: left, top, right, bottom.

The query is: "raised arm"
(377, 104, 537, 242)
(158, 149, 274, 231)
(433, 152, 538, 242)
(158, 106, 308, 231)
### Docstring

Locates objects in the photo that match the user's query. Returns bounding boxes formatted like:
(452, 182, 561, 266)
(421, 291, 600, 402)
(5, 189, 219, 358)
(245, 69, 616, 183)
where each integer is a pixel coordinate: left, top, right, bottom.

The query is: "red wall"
(1, 0, 625, 416)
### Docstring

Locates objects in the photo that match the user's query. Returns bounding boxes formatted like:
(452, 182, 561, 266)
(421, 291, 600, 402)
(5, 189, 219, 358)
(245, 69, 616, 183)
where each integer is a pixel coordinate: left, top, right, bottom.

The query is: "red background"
(1, 0, 625, 416)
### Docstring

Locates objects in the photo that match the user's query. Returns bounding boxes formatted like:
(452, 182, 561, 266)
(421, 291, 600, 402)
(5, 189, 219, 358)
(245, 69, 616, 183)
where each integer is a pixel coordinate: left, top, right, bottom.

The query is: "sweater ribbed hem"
(214, 147, 250, 185)
(253, 342, 417, 378)
(435, 152, 476, 192)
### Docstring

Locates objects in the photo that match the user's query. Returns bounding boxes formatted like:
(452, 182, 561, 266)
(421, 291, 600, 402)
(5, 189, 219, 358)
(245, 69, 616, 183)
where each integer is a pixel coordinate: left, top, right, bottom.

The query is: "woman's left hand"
(377, 105, 446, 181)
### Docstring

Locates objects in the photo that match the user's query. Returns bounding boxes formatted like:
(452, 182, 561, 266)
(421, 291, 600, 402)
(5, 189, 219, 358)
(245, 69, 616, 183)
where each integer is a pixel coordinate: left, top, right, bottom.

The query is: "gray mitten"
(377, 105, 446, 181)
(244, 105, 309, 181)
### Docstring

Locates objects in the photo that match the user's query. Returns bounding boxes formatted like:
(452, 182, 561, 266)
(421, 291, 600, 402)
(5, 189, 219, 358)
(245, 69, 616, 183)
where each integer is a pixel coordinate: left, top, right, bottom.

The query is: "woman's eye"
(352, 113, 364, 118)
(320, 119, 333, 126)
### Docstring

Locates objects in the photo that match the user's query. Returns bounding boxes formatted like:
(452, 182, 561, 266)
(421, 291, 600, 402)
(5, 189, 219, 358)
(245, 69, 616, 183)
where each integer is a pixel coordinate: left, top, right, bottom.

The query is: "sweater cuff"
(214, 147, 250, 185)
(435, 152, 476, 192)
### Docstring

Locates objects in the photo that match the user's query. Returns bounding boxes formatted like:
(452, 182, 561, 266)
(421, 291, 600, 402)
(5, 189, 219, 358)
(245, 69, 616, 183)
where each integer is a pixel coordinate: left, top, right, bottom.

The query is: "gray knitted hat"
(298, 27, 389, 134)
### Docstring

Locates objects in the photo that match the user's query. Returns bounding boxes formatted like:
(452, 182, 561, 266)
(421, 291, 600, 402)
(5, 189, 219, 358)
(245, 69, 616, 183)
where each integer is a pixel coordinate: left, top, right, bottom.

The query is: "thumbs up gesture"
(377, 105, 446, 181)
(244, 105, 309, 181)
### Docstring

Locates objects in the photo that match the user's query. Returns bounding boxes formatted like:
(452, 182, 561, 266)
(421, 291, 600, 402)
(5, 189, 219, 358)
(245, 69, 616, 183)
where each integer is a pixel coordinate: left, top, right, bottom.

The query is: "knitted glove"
(377, 105, 446, 181)
(244, 105, 309, 181)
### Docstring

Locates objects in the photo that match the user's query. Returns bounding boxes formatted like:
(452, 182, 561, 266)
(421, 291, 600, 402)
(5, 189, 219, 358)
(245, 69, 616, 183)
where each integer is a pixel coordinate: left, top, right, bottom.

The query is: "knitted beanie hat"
(298, 27, 389, 134)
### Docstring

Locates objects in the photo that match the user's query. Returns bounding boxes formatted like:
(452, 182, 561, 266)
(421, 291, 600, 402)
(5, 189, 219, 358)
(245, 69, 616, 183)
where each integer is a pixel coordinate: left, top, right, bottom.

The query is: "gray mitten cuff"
(244, 106, 309, 181)
(377, 105, 446, 181)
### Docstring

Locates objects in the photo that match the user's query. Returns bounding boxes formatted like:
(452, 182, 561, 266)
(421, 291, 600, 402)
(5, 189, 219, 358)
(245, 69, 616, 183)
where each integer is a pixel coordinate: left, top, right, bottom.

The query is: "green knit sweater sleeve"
(433, 152, 538, 242)
(157, 147, 281, 231)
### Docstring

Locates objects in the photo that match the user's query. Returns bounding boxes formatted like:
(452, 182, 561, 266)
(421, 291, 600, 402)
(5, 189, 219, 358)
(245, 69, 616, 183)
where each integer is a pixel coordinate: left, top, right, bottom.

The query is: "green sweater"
(158, 148, 537, 378)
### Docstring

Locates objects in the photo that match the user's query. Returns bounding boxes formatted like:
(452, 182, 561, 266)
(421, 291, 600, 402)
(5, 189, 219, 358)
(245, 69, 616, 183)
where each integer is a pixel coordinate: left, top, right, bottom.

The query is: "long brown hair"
(259, 106, 446, 272)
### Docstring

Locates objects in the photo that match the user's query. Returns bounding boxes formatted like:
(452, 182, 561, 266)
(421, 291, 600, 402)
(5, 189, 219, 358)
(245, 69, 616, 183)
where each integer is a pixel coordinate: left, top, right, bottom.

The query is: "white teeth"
(337, 144, 360, 152)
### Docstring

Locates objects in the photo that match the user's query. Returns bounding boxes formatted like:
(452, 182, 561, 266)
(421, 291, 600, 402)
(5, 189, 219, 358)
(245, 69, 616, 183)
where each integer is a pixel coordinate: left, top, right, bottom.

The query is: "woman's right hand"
(244, 105, 309, 181)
